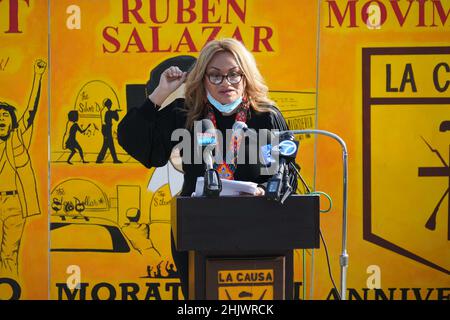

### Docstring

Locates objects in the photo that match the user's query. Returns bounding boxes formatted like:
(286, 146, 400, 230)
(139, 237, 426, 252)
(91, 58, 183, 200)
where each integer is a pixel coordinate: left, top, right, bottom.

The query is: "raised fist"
(35, 59, 47, 75)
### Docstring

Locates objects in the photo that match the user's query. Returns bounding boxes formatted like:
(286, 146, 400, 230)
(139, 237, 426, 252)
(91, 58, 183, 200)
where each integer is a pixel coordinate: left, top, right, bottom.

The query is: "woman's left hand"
(254, 187, 265, 196)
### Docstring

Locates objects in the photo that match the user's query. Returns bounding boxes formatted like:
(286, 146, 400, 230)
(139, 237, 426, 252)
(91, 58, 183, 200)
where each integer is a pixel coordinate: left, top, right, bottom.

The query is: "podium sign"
(206, 257, 285, 300)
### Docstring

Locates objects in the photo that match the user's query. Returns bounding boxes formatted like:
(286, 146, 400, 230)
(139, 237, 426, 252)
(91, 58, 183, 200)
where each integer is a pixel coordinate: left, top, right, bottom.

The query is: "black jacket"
(118, 98, 292, 196)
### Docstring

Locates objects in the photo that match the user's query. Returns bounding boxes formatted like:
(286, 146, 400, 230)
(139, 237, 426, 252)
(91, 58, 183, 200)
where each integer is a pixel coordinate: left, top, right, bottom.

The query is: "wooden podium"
(171, 195, 320, 300)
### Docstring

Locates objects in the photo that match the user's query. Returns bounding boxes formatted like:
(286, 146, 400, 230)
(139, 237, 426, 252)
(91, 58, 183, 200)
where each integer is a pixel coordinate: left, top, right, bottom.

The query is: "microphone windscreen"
(200, 118, 215, 132)
(258, 129, 276, 167)
(196, 119, 217, 147)
(232, 121, 248, 132)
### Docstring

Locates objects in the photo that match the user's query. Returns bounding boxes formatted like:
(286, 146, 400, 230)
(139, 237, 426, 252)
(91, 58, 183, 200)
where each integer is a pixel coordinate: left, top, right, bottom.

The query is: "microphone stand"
(203, 148, 222, 197)
(280, 129, 349, 300)
(280, 163, 293, 204)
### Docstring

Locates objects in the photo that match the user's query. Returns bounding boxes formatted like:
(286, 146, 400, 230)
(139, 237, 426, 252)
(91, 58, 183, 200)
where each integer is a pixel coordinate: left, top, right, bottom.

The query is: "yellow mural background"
(48, 0, 319, 300)
(2, 0, 448, 300)
(0, 0, 48, 299)
(315, 0, 450, 299)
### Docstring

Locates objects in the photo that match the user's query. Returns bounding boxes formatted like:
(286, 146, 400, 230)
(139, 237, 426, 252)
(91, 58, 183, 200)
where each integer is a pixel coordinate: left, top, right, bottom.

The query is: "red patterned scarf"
(205, 97, 249, 180)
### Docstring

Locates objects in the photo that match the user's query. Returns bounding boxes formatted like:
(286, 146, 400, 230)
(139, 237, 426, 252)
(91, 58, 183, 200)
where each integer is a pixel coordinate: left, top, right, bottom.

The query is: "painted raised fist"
(34, 59, 47, 75)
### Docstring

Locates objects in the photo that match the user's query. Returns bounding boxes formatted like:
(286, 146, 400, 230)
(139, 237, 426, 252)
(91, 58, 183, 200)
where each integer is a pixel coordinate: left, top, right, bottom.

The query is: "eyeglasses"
(206, 72, 243, 85)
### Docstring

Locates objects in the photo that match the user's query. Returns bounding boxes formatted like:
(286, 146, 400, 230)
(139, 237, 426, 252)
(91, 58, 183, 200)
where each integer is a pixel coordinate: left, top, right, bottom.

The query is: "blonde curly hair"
(184, 38, 275, 129)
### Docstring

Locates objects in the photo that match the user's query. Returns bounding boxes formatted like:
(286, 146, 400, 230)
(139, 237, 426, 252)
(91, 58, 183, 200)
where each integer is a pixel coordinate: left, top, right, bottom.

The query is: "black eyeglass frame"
(205, 72, 244, 85)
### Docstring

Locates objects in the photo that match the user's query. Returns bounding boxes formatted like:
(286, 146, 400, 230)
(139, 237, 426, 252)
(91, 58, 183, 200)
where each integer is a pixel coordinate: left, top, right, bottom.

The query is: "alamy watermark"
(171, 121, 282, 175)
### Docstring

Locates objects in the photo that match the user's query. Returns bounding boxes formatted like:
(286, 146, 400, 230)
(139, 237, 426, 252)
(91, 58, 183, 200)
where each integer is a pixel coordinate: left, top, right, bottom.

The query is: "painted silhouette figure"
(144, 261, 178, 279)
(96, 98, 121, 163)
(147, 265, 153, 277)
(0, 59, 46, 278)
(165, 261, 178, 277)
(155, 261, 163, 278)
(63, 110, 90, 164)
(121, 208, 161, 258)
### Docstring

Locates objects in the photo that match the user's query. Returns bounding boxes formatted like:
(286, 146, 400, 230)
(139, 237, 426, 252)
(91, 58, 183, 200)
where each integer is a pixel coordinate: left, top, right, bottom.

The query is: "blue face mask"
(207, 91, 243, 114)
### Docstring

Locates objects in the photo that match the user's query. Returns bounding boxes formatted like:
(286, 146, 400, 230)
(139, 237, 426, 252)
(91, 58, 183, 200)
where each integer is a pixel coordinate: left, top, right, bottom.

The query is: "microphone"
(228, 121, 250, 165)
(258, 129, 277, 171)
(232, 121, 248, 134)
(196, 119, 216, 169)
(196, 119, 222, 197)
(266, 132, 299, 203)
(230, 121, 271, 174)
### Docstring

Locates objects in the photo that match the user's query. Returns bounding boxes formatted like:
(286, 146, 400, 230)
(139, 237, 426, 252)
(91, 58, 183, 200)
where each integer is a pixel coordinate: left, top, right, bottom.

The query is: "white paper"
(192, 177, 258, 197)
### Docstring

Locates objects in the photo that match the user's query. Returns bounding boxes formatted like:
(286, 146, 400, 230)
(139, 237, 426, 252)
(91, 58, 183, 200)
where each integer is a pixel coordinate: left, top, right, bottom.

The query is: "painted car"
(49, 214, 181, 300)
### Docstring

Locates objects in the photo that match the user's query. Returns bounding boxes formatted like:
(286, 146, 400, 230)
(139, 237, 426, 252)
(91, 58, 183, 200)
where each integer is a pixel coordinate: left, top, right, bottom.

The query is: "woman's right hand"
(149, 66, 187, 106)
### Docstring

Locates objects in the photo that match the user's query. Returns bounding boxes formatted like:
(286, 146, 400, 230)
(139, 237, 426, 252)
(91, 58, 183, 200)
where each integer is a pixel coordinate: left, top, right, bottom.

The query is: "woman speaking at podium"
(118, 38, 293, 299)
